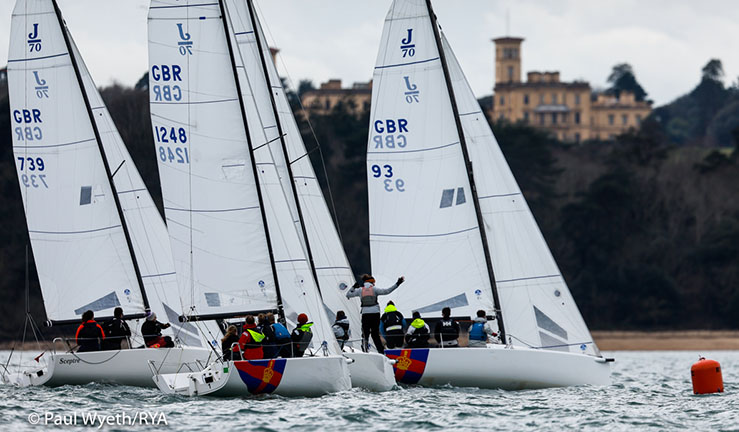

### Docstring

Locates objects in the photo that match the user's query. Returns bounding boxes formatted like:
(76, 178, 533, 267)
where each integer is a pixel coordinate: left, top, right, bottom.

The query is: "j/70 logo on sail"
(176, 23, 193, 56)
(33, 71, 49, 99)
(27, 23, 41, 52)
(400, 29, 415, 57)
(403, 76, 419, 103)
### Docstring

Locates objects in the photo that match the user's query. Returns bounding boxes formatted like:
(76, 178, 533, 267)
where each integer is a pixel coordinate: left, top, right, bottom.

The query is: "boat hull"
(4, 347, 215, 388)
(345, 351, 396, 391)
(385, 346, 611, 390)
(154, 356, 351, 397)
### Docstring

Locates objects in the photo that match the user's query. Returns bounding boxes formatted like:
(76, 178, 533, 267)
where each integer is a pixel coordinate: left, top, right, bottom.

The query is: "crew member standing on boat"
(141, 312, 174, 348)
(332, 310, 351, 349)
(257, 313, 277, 358)
(434, 307, 460, 347)
(405, 311, 430, 348)
(346, 274, 405, 354)
(238, 315, 265, 360)
(380, 301, 405, 349)
(291, 313, 314, 357)
(102, 307, 131, 350)
(76, 310, 105, 352)
(468, 310, 498, 347)
(221, 325, 240, 360)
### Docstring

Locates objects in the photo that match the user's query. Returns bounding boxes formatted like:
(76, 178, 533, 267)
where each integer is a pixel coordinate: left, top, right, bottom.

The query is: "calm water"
(1, 350, 738, 431)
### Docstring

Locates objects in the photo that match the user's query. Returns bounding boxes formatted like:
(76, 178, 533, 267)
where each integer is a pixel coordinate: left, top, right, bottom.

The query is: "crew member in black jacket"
(102, 307, 131, 350)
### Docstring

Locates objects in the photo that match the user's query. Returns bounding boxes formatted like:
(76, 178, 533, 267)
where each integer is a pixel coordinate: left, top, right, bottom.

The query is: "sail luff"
(51, 0, 150, 311)
(423, 0, 506, 341)
(217, 0, 285, 320)
(244, 0, 321, 300)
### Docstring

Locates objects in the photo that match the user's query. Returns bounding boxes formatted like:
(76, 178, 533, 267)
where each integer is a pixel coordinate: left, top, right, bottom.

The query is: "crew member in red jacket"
(238, 315, 265, 360)
(75, 310, 105, 352)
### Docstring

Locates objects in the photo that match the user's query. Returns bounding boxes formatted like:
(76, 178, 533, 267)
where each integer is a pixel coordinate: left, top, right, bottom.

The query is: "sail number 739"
(17, 156, 48, 188)
(154, 126, 190, 164)
(371, 164, 405, 192)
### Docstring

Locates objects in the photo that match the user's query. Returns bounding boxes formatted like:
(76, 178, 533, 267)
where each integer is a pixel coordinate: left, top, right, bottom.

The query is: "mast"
(51, 0, 150, 313)
(245, 0, 323, 299)
(425, 0, 507, 342)
(217, 0, 285, 321)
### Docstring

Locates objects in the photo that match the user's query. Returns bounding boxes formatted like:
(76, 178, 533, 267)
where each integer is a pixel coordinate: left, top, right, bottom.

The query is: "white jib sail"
(223, 0, 340, 354)
(227, 0, 361, 342)
(8, 0, 148, 322)
(148, 0, 277, 319)
(367, 0, 496, 320)
(441, 32, 598, 355)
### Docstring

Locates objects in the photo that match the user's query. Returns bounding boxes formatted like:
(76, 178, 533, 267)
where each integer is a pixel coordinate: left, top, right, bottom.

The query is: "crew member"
(141, 312, 174, 348)
(102, 307, 131, 350)
(268, 313, 292, 358)
(434, 307, 460, 347)
(380, 301, 405, 349)
(238, 315, 265, 360)
(76, 310, 105, 352)
(405, 311, 430, 348)
(221, 325, 240, 360)
(290, 313, 314, 357)
(332, 310, 351, 349)
(468, 310, 498, 347)
(257, 313, 277, 358)
(346, 274, 405, 354)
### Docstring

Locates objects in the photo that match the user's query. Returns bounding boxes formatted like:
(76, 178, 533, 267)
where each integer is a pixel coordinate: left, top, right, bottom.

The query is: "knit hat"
(146, 312, 157, 321)
(297, 313, 309, 324)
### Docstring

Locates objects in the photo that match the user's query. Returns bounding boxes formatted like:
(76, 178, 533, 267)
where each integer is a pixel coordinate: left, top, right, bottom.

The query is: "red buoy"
(691, 356, 724, 395)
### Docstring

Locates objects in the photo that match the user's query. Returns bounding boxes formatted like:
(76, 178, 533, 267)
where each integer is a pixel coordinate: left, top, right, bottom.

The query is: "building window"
(574, 112, 581, 124)
(574, 133, 581, 143)
(608, 114, 615, 125)
(622, 114, 628, 125)
(523, 111, 529, 123)
(552, 94, 558, 104)
(575, 93, 581, 105)
(524, 94, 529, 105)
(636, 114, 642, 124)
(539, 114, 545, 126)
(551, 113, 557, 124)
(503, 48, 518, 59)
(561, 113, 568, 124)
(507, 66, 514, 82)
(500, 95, 505, 106)
(325, 99, 331, 110)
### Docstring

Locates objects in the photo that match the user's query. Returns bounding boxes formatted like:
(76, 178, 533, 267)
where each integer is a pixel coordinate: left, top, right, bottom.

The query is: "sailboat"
(367, 0, 611, 389)
(3, 0, 217, 388)
(147, 0, 351, 397)
(224, 0, 395, 391)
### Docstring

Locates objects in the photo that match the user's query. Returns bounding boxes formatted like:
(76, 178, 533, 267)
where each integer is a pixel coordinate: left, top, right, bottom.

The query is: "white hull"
(385, 346, 611, 390)
(3, 347, 215, 388)
(154, 356, 351, 397)
(345, 351, 396, 392)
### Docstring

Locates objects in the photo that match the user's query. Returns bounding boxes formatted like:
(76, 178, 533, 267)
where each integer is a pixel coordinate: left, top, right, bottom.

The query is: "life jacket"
(407, 318, 429, 344)
(437, 318, 459, 341)
(272, 322, 290, 340)
(360, 283, 378, 307)
(333, 319, 350, 341)
(239, 325, 265, 350)
(382, 304, 403, 332)
(469, 321, 487, 341)
(76, 320, 105, 349)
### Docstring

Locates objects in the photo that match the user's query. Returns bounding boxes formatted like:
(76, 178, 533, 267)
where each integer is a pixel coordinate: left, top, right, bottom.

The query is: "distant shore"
(592, 330, 739, 351)
(2, 330, 738, 352)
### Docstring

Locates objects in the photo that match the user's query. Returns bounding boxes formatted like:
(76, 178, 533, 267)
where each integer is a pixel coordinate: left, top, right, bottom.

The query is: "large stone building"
(491, 37, 651, 142)
(301, 79, 372, 115)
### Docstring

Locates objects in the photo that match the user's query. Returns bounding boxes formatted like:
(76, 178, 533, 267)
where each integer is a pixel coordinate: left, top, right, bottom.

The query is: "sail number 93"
(371, 164, 405, 192)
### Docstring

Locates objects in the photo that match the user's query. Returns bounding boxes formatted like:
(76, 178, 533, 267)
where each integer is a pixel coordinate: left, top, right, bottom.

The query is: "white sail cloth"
(367, 0, 598, 355)
(225, 0, 361, 341)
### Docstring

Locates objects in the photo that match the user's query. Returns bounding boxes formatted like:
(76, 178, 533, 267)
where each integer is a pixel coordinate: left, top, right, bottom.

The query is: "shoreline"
(2, 330, 738, 352)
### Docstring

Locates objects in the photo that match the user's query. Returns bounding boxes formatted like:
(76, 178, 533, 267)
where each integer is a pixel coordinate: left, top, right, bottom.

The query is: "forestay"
(368, 0, 598, 355)
(442, 33, 597, 355)
(367, 0, 495, 319)
(222, 0, 339, 353)
(8, 0, 147, 322)
(226, 0, 361, 339)
(148, 0, 277, 318)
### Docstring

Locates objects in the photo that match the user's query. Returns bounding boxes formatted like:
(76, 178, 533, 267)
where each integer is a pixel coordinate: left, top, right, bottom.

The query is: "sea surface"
(1, 350, 738, 431)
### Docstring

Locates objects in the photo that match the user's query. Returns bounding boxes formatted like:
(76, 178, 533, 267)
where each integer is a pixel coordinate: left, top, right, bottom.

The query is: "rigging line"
(110, 160, 125, 178)
(252, 133, 286, 152)
(253, 0, 345, 245)
(288, 146, 318, 166)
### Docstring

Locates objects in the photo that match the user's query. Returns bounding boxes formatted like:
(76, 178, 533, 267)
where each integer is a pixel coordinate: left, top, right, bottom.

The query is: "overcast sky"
(1, 1, 737, 106)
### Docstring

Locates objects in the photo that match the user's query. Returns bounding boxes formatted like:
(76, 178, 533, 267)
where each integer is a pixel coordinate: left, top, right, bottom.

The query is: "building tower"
(492, 37, 523, 84)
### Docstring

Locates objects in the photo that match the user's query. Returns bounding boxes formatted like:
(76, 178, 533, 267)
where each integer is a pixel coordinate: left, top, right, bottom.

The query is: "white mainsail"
(149, 0, 339, 354)
(9, 0, 147, 323)
(226, 0, 361, 339)
(368, 0, 598, 355)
